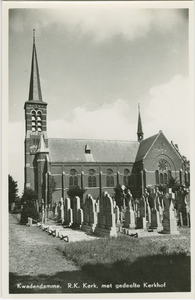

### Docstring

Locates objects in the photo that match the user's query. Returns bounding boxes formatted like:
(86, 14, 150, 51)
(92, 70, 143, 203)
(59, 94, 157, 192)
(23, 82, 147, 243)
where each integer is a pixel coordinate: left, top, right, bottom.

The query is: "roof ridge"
(142, 132, 160, 159)
(48, 137, 139, 143)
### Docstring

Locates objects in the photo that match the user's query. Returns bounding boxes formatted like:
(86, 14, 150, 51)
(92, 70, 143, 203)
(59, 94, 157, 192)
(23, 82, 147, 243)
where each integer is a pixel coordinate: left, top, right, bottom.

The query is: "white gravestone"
(64, 198, 73, 226)
(94, 192, 117, 237)
(124, 190, 135, 229)
(81, 194, 97, 233)
(162, 189, 179, 234)
(150, 187, 163, 231)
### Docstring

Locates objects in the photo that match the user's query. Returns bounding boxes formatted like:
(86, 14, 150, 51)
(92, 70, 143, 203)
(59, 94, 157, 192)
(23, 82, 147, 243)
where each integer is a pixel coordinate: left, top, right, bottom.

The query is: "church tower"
(24, 30, 48, 192)
(137, 104, 144, 142)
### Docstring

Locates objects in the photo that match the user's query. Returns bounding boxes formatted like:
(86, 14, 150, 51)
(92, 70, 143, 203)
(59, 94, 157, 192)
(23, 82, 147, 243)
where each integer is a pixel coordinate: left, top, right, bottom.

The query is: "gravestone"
(57, 202, 61, 220)
(162, 188, 179, 234)
(177, 187, 189, 226)
(54, 202, 58, 218)
(28, 217, 32, 226)
(60, 198, 64, 224)
(94, 192, 117, 237)
(44, 206, 47, 224)
(124, 190, 135, 229)
(64, 198, 73, 226)
(41, 199, 44, 224)
(73, 196, 83, 227)
(114, 205, 120, 225)
(81, 194, 97, 233)
(149, 187, 163, 231)
(136, 198, 147, 229)
(48, 204, 53, 219)
(143, 189, 151, 224)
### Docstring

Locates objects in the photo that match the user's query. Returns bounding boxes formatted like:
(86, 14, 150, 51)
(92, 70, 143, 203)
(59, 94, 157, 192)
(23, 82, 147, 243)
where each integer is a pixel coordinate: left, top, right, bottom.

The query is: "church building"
(24, 33, 190, 207)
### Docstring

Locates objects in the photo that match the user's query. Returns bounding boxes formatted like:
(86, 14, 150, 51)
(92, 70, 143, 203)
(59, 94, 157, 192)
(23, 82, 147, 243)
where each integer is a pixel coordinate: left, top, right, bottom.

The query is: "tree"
(67, 185, 86, 206)
(48, 176, 56, 205)
(114, 184, 124, 208)
(21, 188, 38, 205)
(167, 176, 180, 192)
(20, 200, 40, 224)
(20, 188, 39, 224)
(9, 175, 18, 211)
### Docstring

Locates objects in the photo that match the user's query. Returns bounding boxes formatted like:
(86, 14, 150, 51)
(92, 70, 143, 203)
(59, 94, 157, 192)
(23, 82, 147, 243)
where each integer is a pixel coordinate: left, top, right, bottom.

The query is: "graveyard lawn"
(57, 228, 191, 293)
(9, 214, 190, 294)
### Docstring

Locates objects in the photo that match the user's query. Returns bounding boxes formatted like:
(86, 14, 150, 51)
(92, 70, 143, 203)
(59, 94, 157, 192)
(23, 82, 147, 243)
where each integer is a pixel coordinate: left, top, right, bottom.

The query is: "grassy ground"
(56, 228, 191, 293)
(9, 214, 191, 294)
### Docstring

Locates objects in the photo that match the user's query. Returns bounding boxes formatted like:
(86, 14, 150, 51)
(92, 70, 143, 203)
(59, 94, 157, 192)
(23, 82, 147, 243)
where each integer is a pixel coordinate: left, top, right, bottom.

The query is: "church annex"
(24, 34, 190, 207)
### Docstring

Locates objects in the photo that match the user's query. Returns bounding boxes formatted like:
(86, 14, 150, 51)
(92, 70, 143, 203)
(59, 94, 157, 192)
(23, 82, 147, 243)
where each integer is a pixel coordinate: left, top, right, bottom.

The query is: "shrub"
(20, 200, 40, 224)
(21, 188, 38, 205)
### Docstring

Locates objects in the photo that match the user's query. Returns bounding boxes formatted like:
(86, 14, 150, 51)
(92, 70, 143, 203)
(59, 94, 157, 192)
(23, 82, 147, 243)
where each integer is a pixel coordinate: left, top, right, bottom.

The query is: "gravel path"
(9, 214, 101, 294)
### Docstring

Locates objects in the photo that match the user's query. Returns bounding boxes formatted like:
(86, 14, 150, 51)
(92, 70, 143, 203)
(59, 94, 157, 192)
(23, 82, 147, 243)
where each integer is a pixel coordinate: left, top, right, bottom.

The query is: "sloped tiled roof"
(48, 138, 140, 163)
(135, 134, 158, 162)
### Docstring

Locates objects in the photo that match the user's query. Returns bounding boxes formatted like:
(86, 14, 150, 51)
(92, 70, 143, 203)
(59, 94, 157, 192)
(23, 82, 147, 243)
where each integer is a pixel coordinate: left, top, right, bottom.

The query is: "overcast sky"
(8, 3, 192, 195)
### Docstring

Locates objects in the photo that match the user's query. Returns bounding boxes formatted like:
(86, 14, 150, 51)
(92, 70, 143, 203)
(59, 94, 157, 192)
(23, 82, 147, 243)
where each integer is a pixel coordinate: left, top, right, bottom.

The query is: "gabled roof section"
(135, 133, 159, 162)
(48, 138, 140, 163)
(28, 30, 43, 102)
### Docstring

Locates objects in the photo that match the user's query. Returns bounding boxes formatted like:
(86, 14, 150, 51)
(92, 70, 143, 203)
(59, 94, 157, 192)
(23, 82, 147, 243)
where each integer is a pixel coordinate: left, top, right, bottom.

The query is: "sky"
(8, 3, 192, 195)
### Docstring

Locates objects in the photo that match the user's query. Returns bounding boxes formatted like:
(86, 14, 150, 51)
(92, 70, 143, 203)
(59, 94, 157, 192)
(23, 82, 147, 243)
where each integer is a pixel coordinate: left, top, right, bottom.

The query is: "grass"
(56, 230, 191, 292)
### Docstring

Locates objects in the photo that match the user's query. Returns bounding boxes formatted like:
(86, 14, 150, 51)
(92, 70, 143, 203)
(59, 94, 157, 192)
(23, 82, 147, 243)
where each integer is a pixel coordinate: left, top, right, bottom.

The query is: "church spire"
(28, 29, 43, 101)
(137, 104, 144, 142)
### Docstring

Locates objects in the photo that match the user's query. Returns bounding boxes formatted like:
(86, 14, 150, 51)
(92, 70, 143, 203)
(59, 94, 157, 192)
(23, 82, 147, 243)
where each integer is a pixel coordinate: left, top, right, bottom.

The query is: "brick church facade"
(24, 35, 190, 207)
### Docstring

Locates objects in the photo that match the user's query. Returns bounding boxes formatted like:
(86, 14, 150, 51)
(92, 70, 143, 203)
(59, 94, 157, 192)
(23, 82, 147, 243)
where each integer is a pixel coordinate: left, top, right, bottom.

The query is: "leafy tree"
(9, 175, 18, 211)
(114, 184, 125, 208)
(167, 176, 180, 192)
(20, 200, 40, 225)
(21, 188, 38, 205)
(48, 176, 57, 205)
(67, 185, 86, 206)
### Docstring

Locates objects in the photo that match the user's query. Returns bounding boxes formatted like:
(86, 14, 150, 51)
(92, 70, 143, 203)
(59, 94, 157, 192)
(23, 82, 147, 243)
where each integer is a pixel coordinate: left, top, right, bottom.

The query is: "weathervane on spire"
(33, 29, 35, 44)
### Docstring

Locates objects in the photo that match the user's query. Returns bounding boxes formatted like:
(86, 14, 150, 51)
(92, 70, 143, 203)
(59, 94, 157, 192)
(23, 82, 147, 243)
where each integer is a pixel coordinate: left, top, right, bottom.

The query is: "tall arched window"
(69, 169, 78, 187)
(88, 169, 96, 187)
(106, 168, 114, 187)
(31, 111, 36, 132)
(160, 173, 163, 184)
(123, 169, 130, 186)
(37, 111, 42, 132)
(155, 170, 159, 185)
(164, 173, 168, 184)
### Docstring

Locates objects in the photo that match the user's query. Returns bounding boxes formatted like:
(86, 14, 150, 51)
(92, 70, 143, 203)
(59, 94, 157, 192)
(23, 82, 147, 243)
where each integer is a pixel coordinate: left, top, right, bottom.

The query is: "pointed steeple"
(28, 29, 43, 101)
(137, 104, 144, 142)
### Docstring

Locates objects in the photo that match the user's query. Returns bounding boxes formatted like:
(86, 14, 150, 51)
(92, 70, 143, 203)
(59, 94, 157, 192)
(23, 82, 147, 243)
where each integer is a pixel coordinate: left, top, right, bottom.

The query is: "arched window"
(164, 173, 168, 184)
(31, 111, 36, 132)
(88, 169, 96, 187)
(160, 173, 163, 184)
(123, 169, 130, 186)
(37, 111, 42, 132)
(155, 170, 159, 185)
(69, 169, 78, 187)
(106, 168, 114, 187)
